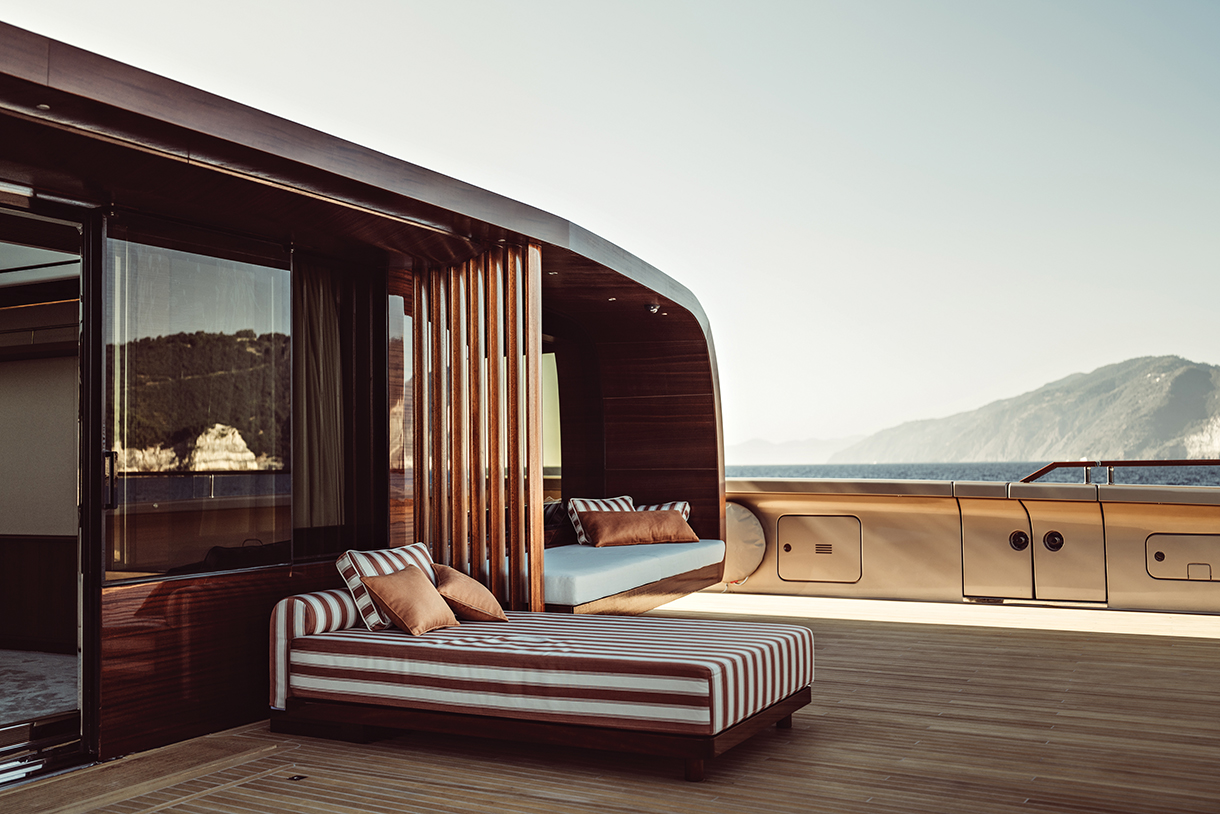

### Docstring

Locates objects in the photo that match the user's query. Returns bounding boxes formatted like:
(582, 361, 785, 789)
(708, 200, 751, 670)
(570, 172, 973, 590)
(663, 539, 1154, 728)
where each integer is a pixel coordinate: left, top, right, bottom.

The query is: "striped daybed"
(270, 572, 814, 780)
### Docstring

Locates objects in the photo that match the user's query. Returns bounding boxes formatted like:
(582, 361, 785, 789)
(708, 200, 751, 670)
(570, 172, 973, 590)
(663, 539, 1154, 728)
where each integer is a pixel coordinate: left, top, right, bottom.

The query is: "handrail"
(1020, 459, 1220, 484)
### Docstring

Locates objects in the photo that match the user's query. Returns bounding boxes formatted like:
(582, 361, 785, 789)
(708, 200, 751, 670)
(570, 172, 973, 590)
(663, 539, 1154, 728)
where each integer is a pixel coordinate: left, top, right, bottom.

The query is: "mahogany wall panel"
(603, 395, 720, 471)
(98, 562, 341, 759)
(596, 340, 718, 399)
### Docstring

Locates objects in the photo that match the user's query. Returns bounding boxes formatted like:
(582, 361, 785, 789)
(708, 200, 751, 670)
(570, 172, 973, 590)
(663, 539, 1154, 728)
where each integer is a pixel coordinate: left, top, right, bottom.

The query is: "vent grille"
(815, 544, 833, 555)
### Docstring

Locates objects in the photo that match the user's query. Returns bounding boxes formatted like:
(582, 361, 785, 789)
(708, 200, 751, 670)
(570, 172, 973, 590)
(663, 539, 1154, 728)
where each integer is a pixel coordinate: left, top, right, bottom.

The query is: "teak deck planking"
(8, 605, 1216, 814)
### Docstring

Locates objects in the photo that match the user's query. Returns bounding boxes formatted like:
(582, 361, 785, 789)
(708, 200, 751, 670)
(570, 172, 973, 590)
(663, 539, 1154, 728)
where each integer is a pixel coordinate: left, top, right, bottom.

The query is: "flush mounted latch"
(777, 515, 861, 583)
(1146, 534, 1219, 581)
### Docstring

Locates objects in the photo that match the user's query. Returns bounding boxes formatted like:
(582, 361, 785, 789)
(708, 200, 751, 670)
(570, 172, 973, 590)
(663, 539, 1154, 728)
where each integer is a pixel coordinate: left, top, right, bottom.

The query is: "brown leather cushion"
(360, 566, 459, 635)
(576, 509, 699, 547)
(434, 564, 509, 622)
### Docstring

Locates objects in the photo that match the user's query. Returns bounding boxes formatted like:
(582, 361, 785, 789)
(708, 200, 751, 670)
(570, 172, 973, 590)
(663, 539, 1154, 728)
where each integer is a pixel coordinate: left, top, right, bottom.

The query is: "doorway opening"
(0, 207, 83, 783)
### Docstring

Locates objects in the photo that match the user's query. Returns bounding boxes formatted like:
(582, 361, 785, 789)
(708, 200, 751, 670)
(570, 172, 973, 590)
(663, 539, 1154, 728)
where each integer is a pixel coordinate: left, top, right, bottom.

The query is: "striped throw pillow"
(567, 496, 634, 546)
(636, 500, 692, 521)
(336, 542, 438, 630)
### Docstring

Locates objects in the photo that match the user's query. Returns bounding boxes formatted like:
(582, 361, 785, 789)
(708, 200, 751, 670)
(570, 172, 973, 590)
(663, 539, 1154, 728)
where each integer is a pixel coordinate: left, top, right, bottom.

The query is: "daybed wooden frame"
(271, 685, 811, 782)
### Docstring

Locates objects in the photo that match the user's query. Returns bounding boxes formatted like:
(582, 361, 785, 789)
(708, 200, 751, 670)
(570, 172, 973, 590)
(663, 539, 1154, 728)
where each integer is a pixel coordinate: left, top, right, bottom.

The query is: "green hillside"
(106, 330, 291, 466)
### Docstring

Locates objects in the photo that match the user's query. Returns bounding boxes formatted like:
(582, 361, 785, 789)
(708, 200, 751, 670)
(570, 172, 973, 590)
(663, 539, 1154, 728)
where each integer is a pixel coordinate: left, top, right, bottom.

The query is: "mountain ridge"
(829, 356, 1220, 463)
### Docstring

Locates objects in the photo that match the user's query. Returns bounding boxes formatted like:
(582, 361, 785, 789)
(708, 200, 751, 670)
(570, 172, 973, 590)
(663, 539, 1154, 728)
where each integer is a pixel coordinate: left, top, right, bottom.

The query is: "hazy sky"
(3, 1, 1218, 445)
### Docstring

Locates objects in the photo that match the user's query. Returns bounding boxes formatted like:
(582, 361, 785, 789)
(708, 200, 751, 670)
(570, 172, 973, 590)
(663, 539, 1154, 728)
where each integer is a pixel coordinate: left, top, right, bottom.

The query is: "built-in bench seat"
(543, 539, 726, 614)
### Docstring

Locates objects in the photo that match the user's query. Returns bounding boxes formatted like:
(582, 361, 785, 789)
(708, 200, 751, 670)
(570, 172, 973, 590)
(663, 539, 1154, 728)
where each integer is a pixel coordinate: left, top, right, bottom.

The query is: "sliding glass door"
(102, 221, 291, 581)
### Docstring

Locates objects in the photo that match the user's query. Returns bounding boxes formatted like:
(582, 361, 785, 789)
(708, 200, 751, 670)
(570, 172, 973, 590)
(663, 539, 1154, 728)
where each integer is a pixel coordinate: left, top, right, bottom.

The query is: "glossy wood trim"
(467, 257, 487, 585)
(524, 243, 544, 611)
(0, 23, 49, 85)
(505, 247, 526, 609)
(484, 251, 505, 601)
(428, 270, 448, 564)
(449, 264, 468, 572)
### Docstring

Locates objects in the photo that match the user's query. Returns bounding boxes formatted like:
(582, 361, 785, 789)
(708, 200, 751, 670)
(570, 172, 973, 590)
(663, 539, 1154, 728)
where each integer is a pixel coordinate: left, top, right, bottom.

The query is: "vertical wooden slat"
(485, 249, 506, 603)
(429, 270, 449, 565)
(468, 256, 486, 584)
(412, 271, 429, 547)
(450, 265, 469, 572)
(505, 246, 526, 610)
(524, 243, 544, 611)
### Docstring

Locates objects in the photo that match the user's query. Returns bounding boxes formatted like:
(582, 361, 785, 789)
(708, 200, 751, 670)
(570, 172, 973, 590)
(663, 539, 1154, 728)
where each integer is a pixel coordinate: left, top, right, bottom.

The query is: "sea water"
(725, 462, 1220, 487)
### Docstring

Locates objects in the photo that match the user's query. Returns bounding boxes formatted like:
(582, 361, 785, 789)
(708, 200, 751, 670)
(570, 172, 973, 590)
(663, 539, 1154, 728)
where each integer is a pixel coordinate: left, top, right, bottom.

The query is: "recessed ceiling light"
(547, 271, 558, 275)
(608, 297, 616, 301)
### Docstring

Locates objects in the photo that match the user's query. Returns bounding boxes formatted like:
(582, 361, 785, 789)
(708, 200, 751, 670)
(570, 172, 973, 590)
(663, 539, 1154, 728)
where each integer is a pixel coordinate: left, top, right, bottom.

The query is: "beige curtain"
(292, 258, 345, 528)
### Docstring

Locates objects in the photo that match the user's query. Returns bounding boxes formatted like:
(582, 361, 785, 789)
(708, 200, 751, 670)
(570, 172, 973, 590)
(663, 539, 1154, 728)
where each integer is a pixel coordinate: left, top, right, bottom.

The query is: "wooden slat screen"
(413, 244, 544, 610)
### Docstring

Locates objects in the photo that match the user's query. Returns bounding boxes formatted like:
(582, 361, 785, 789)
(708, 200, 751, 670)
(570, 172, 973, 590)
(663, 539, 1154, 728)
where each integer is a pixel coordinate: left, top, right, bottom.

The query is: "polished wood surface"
(8, 603, 1214, 813)
(449, 264, 468, 572)
(97, 561, 341, 759)
(467, 258, 486, 584)
(505, 246, 526, 608)
(412, 248, 543, 610)
(427, 270, 448, 562)
(484, 251, 506, 600)
(525, 244, 545, 611)
(545, 561, 724, 615)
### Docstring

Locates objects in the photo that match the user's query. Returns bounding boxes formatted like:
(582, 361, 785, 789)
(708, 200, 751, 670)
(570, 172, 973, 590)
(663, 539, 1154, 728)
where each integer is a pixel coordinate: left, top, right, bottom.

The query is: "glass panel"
(104, 237, 291, 579)
(389, 294, 413, 546)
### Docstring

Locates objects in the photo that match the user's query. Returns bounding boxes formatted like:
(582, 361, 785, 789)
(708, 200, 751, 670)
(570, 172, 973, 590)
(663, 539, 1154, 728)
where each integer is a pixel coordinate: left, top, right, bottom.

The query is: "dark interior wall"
(0, 536, 77, 653)
(345, 267, 390, 552)
(547, 311, 605, 501)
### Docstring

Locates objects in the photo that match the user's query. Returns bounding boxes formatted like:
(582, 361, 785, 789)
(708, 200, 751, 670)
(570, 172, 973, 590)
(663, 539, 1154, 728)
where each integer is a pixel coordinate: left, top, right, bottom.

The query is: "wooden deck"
(4, 598, 1218, 814)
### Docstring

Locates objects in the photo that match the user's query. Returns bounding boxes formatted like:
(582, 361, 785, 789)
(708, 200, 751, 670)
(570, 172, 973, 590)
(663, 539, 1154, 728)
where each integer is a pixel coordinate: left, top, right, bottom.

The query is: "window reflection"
(389, 293, 413, 546)
(104, 238, 291, 579)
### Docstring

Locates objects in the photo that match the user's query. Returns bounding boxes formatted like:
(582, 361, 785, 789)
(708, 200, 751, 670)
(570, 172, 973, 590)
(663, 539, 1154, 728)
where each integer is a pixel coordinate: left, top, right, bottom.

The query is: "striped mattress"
(270, 589, 814, 736)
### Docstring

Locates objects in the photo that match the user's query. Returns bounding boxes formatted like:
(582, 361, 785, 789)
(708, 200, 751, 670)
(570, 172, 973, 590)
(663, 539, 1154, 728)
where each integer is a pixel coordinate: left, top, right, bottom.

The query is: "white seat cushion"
(544, 540, 725, 606)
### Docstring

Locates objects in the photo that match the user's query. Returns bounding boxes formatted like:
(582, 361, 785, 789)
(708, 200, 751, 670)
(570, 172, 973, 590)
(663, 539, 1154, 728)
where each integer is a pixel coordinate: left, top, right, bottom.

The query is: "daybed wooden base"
(270, 685, 811, 782)
(543, 561, 724, 616)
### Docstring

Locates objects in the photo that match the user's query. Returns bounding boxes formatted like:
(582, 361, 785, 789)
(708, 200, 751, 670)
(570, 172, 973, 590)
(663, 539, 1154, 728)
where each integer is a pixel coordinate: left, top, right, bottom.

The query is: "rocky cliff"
(830, 356, 1220, 463)
(118, 423, 272, 472)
